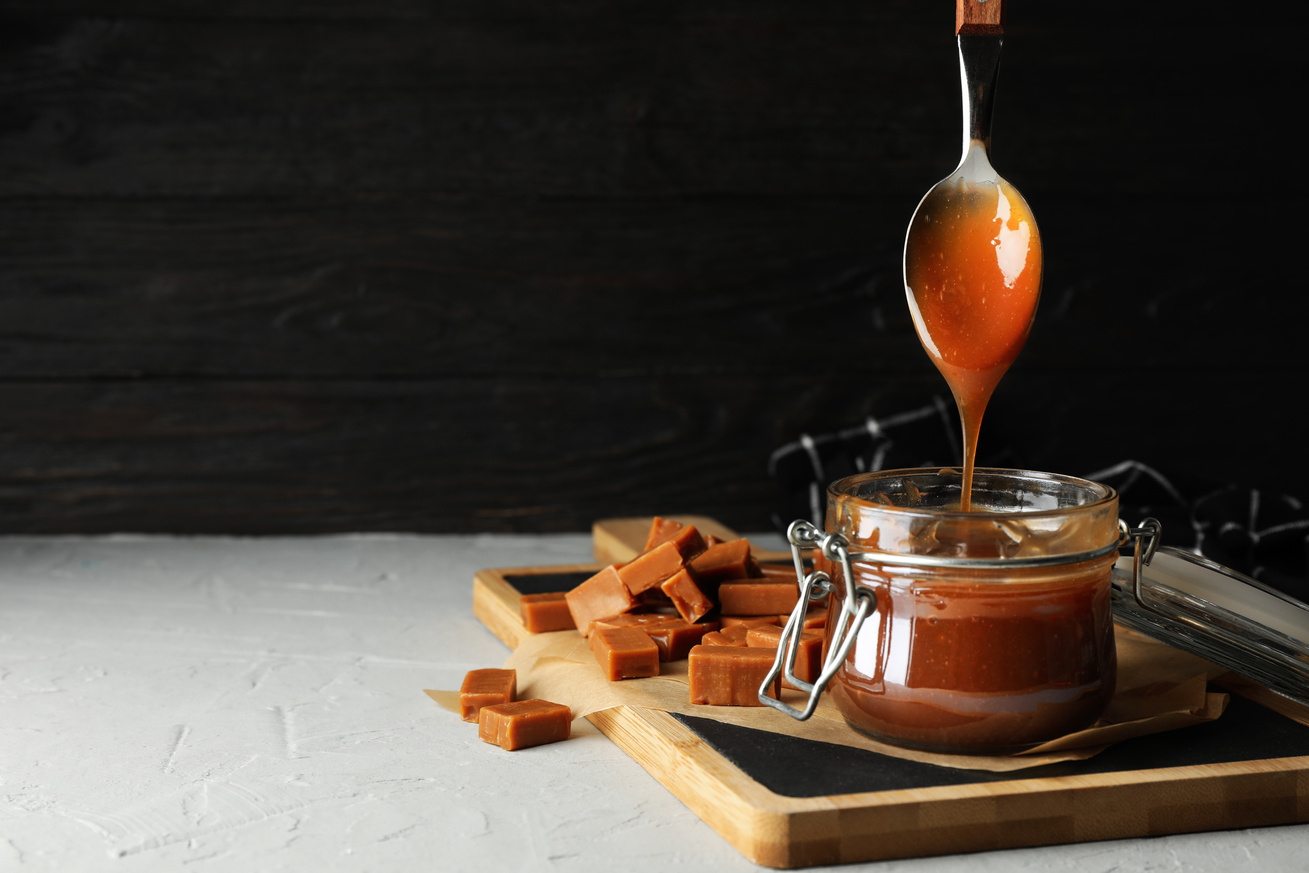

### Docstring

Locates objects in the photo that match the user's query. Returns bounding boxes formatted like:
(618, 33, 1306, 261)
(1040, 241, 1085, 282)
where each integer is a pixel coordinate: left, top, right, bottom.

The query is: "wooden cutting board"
(471, 518, 1309, 868)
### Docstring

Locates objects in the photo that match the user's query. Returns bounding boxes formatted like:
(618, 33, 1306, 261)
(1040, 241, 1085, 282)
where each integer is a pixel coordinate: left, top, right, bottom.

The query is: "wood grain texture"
(3, 6, 1295, 199)
(0, 7, 948, 200)
(0, 362, 1294, 534)
(0, 196, 919, 379)
(0, 194, 1294, 378)
(0, 1, 1304, 533)
(957, 0, 1003, 35)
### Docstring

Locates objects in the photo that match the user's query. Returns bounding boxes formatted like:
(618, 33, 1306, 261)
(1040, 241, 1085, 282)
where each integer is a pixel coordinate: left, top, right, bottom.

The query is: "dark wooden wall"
(1, 2, 1305, 534)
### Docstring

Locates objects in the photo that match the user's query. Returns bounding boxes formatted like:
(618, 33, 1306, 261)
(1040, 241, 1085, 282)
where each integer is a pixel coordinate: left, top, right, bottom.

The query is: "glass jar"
(815, 467, 1121, 754)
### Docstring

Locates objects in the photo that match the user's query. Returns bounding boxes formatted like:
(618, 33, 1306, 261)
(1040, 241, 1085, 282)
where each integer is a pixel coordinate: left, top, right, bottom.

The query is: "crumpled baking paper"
(428, 625, 1229, 773)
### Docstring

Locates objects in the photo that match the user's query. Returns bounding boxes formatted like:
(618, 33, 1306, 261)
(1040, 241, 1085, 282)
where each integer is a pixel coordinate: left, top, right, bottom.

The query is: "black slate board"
(504, 571, 594, 596)
(673, 693, 1309, 798)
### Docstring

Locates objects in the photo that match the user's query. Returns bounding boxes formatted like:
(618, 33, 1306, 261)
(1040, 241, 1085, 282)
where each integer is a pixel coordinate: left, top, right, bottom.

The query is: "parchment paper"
(428, 626, 1228, 773)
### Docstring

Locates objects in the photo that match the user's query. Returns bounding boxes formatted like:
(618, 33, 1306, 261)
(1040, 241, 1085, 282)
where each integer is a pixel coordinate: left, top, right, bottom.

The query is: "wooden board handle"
(957, 0, 1003, 35)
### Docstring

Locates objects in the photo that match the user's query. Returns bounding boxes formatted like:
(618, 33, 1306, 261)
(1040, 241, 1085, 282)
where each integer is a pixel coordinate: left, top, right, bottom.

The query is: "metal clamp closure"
(759, 520, 875, 721)
(1126, 516, 1164, 611)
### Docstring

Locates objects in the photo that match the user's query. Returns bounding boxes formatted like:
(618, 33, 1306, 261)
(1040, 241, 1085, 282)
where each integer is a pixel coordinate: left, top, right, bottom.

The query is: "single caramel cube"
(660, 568, 714, 623)
(720, 615, 782, 629)
(688, 645, 781, 706)
(459, 668, 516, 722)
(519, 592, 576, 633)
(589, 611, 704, 650)
(478, 699, 572, 751)
(588, 612, 683, 636)
(717, 581, 800, 616)
(616, 541, 685, 595)
(746, 625, 824, 686)
(701, 625, 750, 647)
(590, 626, 660, 680)
(662, 525, 708, 561)
(643, 516, 684, 551)
(643, 517, 708, 561)
(566, 565, 637, 636)
(802, 606, 828, 630)
(687, 538, 755, 583)
(644, 619, 717, 661)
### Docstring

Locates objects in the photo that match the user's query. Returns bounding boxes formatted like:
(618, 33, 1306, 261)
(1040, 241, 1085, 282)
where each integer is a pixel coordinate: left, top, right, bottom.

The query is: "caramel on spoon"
(903, 0, 1042, 511)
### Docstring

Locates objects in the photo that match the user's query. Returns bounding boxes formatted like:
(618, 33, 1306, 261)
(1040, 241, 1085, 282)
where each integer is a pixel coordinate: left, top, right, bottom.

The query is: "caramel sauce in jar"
(820, 468, 1119, 754)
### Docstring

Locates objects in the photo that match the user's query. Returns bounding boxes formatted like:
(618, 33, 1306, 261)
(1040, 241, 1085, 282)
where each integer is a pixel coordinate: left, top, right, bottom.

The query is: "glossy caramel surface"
(905, 158, 1042, 509)
(825, 558, 1116, 753)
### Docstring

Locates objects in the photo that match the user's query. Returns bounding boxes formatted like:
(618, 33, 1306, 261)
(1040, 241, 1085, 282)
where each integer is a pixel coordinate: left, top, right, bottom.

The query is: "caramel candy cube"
(643, 517, 708, 560)
(802, 606, 828, 630)
(701, 625, 750, 647)
(643, 516, 684, 551)
(660, 568, 714, 623)
(687, 538, 755, 583)
(589, 612, 715, 661)
(720, 615, 782, 629)
(588, 611, 683, 636)
(747, 625, 824, 686)
(635, 588, 679, 611)
(688, 645, 781, 706)
(755, 562, 799, 580)
(644, 619, 716, 661)
(478, 699, 572, 751)
(459, 668, 516, 722)
(717, 581, 800, 616)
(566, 565, 637, 636)
(668, 526, 708, 560)
(616, 541, 685, 595)
(519, 592, 576, 633)
(590, 626, 660, 680)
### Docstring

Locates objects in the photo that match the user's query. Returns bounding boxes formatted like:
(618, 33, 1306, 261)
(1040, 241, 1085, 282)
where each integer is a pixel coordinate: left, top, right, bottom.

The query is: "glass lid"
(1111, 544, 1309, 706)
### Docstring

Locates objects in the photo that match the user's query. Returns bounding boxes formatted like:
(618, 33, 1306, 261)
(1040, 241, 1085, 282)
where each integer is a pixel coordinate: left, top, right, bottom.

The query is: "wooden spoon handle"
(957, 0, 1004, 35)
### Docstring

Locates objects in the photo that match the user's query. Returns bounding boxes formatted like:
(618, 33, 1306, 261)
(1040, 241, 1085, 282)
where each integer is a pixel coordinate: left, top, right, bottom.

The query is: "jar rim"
(827, 466, 1119, 521)
(821, 467, 1123, 572)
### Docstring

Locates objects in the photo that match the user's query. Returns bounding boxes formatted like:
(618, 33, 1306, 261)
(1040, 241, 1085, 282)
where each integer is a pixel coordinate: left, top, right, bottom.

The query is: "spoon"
(903, 0, 1042, 511)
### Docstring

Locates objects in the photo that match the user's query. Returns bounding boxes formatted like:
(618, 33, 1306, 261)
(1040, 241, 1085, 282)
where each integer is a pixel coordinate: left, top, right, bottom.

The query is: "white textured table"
(2, 534, 1306, 872)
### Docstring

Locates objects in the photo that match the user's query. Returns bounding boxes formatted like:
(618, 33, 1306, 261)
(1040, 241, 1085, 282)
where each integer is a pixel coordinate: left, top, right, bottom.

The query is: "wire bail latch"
(758, 520, 875, 720)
